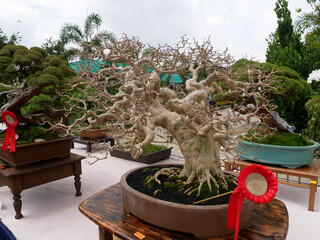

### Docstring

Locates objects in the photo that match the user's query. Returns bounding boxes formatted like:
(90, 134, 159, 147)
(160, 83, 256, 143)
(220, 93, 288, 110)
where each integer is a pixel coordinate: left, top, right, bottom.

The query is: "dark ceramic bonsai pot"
(0, 136, 75, 168)
(110, 147, 172, 164)
(120, 164, 255, 238)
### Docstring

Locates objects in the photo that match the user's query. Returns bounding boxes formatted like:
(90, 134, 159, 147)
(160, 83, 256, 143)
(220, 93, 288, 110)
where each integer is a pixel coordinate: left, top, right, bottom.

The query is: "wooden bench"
(224, 158, 320, 211)
(0, 153, 84, 219)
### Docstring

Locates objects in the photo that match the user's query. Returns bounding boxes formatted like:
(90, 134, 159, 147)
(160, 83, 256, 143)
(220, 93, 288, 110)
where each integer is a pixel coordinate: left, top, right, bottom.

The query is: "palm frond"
(84, 13, 102, 39)
(60, 24, 83, 44)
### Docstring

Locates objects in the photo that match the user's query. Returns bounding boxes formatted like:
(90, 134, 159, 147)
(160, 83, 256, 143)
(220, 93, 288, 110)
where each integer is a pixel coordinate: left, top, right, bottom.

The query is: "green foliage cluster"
(0, 44, 75, 88)
(245, 131, 313, 146)
(0, 124, 60, 144)
(305, 96, 320, 142)
(233, 59, 311, 131)
(0, 44, 76, 142)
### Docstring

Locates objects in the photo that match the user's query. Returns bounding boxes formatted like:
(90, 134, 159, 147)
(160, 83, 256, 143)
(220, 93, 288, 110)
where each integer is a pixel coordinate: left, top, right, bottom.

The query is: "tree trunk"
(167, 122, 226, 190)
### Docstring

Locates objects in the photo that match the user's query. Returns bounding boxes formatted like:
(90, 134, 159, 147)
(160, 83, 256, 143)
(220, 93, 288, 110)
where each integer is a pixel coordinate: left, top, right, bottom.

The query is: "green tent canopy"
(69, 60, 184, 84)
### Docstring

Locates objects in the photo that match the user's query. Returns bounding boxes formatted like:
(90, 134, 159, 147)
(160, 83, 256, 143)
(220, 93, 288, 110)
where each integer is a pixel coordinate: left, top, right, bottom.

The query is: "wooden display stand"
(73, 136, 114, 152)
(79, 183, 288, 240)
(0, 153, 84, 219)
(225, 158, 320, 211)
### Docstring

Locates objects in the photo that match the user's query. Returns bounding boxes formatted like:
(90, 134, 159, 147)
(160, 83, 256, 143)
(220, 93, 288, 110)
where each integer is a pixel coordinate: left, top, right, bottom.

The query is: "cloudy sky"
(0, 0, 312, 62)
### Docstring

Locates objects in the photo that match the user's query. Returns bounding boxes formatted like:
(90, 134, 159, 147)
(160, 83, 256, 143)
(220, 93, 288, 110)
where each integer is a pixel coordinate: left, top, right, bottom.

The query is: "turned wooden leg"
(309, 179, 317, 211)
(87, 142, 92, 152)
(13, 194, 23, 219)
(99, 226, 113, 240)
(74, 175, 82, 196)
(224, 161, 231, 171)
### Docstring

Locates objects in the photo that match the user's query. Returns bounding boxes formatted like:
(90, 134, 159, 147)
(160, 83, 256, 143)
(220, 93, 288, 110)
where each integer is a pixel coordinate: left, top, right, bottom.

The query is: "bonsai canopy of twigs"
(50, 35, 283, 196)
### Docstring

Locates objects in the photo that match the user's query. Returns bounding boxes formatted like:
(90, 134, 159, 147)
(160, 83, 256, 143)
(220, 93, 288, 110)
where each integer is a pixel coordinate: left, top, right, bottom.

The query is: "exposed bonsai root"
(154, 167, 181, 184)
(196, 169, 219, 197)
(153, 167, 233, 197)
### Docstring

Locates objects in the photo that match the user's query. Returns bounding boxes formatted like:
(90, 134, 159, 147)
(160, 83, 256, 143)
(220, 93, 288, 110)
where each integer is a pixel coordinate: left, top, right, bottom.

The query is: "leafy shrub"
(305, 96, 320, 143)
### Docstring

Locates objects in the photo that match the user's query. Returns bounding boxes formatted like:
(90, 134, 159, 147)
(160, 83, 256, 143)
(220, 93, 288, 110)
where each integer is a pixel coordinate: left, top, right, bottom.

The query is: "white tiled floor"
(0, 143, 320, 240)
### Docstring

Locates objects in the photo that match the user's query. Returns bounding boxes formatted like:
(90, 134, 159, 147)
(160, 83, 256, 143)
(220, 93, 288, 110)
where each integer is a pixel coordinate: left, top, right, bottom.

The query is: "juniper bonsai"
(0, 44, 76, 141)
(49, 35, 285, 195)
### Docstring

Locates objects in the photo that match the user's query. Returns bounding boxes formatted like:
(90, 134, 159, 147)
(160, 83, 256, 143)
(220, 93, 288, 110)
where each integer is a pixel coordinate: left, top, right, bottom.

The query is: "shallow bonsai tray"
(0, 136, 75, 168)
(237, 140, 320, 168)
(110, 147, 172, 164)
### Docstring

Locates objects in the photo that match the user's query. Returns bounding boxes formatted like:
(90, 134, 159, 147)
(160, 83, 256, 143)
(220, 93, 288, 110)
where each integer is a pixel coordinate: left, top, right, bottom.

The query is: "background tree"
(266, 0, 307, 78)
(234, 59, 311, 131)
(295, 0, 320, 77)
(49, 35, 285, 195)
(296, 0, 320, 33)
(41, 37, 76, 62)
(0, 28, 21, 49)
(59, 13, 116, 61)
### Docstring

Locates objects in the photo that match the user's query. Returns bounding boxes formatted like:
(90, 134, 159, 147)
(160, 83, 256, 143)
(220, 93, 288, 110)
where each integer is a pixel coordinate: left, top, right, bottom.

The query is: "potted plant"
(50, 35, 284, 237)
(0, 44, 76, 168)
(237, 124, 320, 168)
(110, 143, 172, 164)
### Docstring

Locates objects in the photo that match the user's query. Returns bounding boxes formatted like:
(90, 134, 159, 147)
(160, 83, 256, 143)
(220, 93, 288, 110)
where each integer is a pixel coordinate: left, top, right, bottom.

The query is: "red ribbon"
(227, 164, 278, 240)
(1, 111, 18, 153)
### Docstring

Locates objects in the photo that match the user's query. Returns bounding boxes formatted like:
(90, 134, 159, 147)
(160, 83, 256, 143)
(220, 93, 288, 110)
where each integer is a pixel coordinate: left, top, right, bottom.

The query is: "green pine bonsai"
(0, 44, 76, 143)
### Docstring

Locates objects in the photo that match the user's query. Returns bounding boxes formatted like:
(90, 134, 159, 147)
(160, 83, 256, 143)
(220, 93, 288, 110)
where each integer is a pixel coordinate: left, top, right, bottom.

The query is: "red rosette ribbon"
(227, 164, 278, 240)
(1, 111, 18, 153)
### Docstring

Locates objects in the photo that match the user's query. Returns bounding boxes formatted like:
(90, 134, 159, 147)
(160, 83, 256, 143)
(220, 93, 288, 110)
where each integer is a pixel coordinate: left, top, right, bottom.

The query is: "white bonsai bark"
(51, 35, 279, 194)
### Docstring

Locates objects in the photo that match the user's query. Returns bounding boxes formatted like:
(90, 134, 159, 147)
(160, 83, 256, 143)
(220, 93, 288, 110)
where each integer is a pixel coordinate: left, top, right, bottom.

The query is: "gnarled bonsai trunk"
(165, 119, 227, 193)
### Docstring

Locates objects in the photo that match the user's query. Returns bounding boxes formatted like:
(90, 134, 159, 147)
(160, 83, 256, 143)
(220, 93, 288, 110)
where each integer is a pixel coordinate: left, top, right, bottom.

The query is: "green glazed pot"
(237, 140, 320, 169)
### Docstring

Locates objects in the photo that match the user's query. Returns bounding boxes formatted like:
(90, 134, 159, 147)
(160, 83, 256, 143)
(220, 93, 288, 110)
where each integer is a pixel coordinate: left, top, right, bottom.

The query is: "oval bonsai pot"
(79, 129, 108, 140)
(120, 165, 255, 238)
(237, 140, 320, 169)
(111, 147, 172, 164)
(0, 136, 75, 168)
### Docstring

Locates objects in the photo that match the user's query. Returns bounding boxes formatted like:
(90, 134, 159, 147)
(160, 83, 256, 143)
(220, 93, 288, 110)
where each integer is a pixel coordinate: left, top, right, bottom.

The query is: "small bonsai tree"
(50, 35, 285, 195)
(0, 44, 76, 142)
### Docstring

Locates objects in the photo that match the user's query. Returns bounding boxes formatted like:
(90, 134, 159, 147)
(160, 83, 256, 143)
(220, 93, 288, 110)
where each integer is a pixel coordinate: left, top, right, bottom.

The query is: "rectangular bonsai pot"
(110, 147, 172, 164)
(0, 136, 75, 168)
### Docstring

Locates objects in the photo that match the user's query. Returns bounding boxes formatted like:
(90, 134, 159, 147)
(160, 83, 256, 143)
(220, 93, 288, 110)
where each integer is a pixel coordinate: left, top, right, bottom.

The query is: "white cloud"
(0, 0, 313, 62)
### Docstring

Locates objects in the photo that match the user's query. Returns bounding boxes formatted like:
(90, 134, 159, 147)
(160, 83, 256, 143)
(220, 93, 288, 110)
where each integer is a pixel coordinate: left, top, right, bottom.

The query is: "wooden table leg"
(13, 193, 23, 219)
(74, 162, 82, 196)
(224, 161, 231, 171)
(87, 142, 92, 152)
(308, 178, 317, 211)
(99, 226, 113, 240)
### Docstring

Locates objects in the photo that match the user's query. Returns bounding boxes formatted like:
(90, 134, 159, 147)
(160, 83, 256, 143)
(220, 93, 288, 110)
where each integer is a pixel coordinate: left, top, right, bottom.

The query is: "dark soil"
(126, 165, 237, 206)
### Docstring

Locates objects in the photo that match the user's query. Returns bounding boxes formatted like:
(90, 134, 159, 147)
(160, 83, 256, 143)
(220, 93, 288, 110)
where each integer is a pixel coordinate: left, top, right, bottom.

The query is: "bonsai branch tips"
(46, 35, 283, 195)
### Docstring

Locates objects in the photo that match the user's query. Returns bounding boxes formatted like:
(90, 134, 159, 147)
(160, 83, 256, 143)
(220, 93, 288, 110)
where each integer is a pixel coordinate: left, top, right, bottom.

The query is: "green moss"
(246, 131, 314, 146)
(142, 144, 167, 154)
(143, 175, 157, 189)
(164, 181, 177, 188)
(198, 181, 219, 197)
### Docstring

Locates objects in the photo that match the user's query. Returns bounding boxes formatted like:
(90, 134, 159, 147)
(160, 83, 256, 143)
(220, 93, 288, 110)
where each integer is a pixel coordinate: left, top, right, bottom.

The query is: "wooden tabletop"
(231, 158, 320, 178)
(79, 183, 289, 240)
(0, 153, 84, 177)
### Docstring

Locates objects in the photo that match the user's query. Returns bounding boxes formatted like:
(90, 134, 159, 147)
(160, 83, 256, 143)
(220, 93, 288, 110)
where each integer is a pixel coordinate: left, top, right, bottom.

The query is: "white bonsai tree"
(51, 35, 280, 195)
